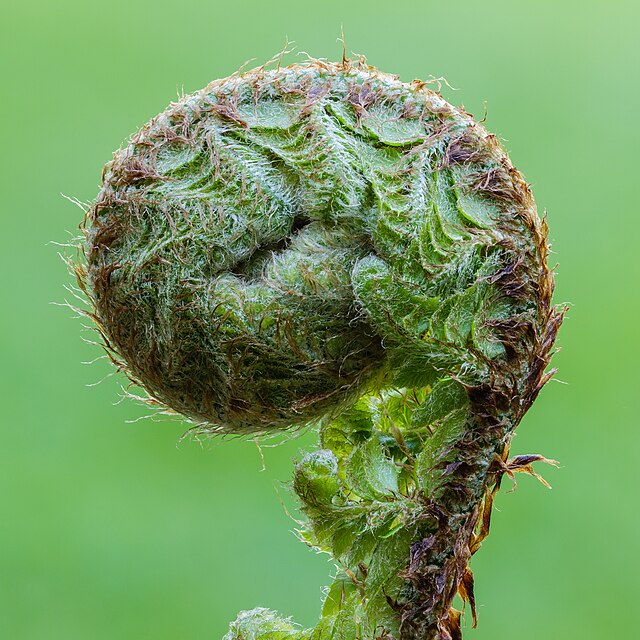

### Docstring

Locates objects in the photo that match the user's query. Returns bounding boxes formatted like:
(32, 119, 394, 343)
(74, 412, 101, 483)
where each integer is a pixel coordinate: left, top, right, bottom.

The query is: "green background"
(2, 0, 638, 637)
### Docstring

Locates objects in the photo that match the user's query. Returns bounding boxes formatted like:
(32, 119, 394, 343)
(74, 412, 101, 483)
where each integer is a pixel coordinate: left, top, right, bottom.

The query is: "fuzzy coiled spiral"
(79, 59, 562, 640)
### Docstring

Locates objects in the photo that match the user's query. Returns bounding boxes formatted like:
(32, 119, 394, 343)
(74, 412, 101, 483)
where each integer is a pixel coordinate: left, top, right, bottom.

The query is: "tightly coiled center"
(85, 61, 538, 434)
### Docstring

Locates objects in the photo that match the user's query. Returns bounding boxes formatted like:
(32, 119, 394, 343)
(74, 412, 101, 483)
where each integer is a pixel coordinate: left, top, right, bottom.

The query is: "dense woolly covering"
(79, 59, 562, 639)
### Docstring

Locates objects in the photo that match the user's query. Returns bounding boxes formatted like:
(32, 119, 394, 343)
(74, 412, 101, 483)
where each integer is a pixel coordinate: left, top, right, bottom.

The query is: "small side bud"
(224, 608, 304, 640)
(294, 450, 340, 509)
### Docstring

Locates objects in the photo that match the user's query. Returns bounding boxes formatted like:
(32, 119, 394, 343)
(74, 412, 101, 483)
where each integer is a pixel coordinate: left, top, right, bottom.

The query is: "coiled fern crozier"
(77, 57, 563, 640)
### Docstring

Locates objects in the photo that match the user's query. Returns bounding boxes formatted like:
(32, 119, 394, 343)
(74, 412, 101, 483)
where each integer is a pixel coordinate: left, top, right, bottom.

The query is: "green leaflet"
(345, 436, 399, 501)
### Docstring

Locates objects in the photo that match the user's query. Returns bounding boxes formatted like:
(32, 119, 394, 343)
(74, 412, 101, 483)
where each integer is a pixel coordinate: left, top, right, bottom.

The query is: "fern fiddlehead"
(78, 58, 563, 640)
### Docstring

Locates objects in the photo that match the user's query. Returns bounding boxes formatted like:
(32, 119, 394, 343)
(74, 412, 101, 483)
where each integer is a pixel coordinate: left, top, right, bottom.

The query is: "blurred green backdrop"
(1, 0, 638, 638)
